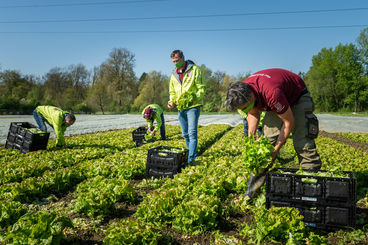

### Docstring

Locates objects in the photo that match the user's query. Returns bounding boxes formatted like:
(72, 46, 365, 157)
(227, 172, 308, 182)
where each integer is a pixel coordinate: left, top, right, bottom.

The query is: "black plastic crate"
(6, 132, 17, 143)
(132, 126, 155, 147)
(9, 123, 19, 134)
(146, 168, 177, 179)
(266, 168, 356, 206)
(266, 199, 355, 230)
(301, 205, 355, 230)
(5, 122, 50, 153)
(146, 146, 188, 178)
(132, 126, 146, 140)
(4, 141, 14, 150)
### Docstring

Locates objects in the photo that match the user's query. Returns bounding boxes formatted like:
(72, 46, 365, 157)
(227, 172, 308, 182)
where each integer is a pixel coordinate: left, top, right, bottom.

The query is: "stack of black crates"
(266, 168, 356, 230)
(146, 146, 189, 178)
(132, 126, 154, 147)
(5, 122, 50, 154)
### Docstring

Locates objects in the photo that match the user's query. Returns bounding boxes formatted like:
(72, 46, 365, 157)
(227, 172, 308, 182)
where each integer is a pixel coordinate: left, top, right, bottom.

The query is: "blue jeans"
(242, 118, 248, 137)
(33, 109, 47, 131)
(178, 106, 200, 163)
(243, 117, 263, 138)
(160, 113, 166, 140)
(258, 126, 263, 137)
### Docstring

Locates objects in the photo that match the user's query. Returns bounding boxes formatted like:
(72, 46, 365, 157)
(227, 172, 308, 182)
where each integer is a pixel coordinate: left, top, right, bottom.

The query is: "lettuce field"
(1, 124, 368, 244)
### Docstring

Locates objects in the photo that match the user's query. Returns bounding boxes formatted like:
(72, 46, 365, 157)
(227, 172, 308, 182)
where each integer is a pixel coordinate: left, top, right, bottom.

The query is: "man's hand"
(151, 130, 156, 136)
(168, 101, 174, 109)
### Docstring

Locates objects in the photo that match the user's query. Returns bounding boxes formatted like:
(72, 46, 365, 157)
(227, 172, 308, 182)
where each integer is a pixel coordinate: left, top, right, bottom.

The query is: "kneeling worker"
(142, 104, 166, 140)
(33, 105, 76, 148)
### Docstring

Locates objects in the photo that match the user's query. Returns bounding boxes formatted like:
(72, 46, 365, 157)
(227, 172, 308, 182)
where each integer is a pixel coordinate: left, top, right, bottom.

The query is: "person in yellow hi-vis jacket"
(33, 105, 76, 148)
(167, 49, 206, 164)
(142, 104, 166, 140)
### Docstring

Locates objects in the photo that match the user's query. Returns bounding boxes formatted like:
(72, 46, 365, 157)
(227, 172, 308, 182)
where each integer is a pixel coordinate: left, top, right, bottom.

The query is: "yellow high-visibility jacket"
(169, 60, 206, 111)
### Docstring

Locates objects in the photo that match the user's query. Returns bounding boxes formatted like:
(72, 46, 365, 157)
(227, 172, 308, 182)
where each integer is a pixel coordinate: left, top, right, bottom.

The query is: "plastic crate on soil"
(132, 126, 146, 140)
(266, 168, 356, 206)
(6, 132, 17, 143)
(5, 122, 50, 153)
(266, 198, 356, 230)
(4, 141, 14, 150)
(132, 126, 155, 147)
(146, 146, 188, 178)
(146, 168, 177, 179)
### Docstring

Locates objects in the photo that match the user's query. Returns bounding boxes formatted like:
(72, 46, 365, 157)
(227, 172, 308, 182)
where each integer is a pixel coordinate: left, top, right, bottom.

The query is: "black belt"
(296, 88, 308, 101)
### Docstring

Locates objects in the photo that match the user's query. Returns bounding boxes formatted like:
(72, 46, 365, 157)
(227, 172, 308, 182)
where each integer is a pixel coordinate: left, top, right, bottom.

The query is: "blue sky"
(0, 0, 367, 79)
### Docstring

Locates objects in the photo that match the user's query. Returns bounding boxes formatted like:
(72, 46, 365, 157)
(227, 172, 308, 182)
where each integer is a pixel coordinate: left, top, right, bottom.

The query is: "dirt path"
(319, 131, 368, 152)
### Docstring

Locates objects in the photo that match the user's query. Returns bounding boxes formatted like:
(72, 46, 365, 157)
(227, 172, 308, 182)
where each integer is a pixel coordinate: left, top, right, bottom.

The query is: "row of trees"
(1, 28, 368, 114)
(0, 47, 246, 114)
(305, 28, 368, 112)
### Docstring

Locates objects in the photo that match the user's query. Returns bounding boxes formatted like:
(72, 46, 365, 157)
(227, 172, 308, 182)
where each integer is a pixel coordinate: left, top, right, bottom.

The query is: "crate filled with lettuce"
(5, 122, 50, 153)
(146, 146, 188, 178)
(266, 168, 356, 206)
(132, 126, 156, 147)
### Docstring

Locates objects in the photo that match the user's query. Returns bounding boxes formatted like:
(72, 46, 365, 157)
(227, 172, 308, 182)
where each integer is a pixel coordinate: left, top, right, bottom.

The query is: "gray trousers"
(263, 92, 322, 170)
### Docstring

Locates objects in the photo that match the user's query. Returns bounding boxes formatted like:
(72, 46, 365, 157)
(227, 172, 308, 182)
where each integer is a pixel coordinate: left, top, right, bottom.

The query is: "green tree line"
(1, 29, 368, 114)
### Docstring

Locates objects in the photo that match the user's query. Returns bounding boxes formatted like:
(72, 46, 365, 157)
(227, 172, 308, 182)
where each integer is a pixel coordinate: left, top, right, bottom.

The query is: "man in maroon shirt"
(225, 68, 321, 199)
